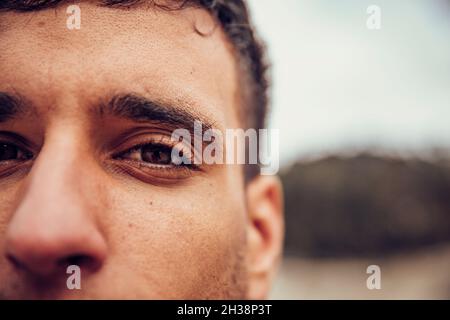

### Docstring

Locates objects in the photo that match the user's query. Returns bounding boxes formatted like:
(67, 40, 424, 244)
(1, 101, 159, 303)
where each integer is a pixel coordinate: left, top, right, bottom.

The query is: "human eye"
(0, 140, 34, 178)
(0, 142, 33, 162)
(117, 142, 189, 167)
(110, 135, 200, 183)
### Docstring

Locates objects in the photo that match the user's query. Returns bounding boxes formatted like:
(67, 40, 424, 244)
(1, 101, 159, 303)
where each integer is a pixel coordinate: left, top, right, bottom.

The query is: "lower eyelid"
(107, 159, 197, 183)
(0, 160, 33, 179)
(122, 157, 197, 171)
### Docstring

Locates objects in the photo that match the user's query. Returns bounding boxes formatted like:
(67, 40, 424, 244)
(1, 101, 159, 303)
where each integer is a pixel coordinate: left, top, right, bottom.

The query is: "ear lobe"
(245, 175, 284, 299)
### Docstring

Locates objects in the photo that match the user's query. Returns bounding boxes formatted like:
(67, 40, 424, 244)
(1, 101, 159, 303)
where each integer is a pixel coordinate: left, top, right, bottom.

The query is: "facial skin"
(0, 3, 283, 299)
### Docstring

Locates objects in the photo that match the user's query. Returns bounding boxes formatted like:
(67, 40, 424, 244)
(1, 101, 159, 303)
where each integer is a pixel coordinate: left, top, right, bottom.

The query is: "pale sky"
(247, 0, 450, 165)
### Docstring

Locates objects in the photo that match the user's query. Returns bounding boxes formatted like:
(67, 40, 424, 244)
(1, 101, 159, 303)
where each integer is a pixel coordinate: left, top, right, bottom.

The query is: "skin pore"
(0, 2, 283, 299)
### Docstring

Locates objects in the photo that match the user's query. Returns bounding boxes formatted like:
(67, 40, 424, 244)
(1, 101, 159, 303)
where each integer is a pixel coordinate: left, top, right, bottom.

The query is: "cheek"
(105, 179, 248, 298)
(0, 181, 22, 234)
(0, 182, 24, 286)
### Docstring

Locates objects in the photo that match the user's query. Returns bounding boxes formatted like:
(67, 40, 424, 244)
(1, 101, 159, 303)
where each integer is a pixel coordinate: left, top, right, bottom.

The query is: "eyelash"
(112, 139, 199, 171)
(0, 142, 34, 162)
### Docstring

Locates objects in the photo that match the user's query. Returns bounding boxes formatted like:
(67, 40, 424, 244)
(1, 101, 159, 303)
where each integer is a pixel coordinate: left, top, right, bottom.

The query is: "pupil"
(0, 144, 18, 161)
(141, 145, 172, 165)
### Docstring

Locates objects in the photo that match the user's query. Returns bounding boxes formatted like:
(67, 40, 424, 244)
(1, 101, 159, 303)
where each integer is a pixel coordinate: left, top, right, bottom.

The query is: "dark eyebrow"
(100, 94, 216, 132)
(0, 92, 24, 123)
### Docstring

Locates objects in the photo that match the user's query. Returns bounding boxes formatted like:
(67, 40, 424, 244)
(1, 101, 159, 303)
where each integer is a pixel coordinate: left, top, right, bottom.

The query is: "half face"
(0, 3, 250, 299)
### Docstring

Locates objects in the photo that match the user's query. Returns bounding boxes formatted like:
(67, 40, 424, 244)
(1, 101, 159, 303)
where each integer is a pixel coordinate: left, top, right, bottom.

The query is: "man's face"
(0, 3, 252, 299)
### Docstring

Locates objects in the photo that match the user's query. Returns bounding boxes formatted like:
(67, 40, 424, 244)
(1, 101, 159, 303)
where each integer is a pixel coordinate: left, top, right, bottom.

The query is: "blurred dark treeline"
(280, 152, 450, 258)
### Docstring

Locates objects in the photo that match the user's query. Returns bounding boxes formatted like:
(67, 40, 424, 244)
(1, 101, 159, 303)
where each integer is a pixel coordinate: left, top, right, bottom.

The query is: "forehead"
(0, 3, 239, 128)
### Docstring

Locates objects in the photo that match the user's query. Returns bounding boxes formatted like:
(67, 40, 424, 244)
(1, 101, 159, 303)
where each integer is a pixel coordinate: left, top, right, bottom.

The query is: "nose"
(5, 225, 107, 277)
(4, 134, 107, 277)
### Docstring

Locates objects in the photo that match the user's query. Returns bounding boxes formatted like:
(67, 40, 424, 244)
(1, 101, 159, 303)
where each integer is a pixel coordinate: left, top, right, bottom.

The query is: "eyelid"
(0, 131, 38, 151)
(0, 134, 38, 167)
(112, 134, 192, 160)
(111, 133, 204, 174)
(109, 159, 197, 184)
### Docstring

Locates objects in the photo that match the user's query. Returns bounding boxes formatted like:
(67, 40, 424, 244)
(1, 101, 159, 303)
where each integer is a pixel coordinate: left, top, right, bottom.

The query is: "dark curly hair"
(0, 0, 270, 180)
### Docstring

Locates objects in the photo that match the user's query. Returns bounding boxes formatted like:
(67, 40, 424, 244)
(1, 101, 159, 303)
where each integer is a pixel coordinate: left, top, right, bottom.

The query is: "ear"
(245, 175, 284, 299)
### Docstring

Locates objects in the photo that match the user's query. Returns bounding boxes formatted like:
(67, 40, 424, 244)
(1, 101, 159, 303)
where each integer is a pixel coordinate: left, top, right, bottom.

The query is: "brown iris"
(140, 144, 172, 165)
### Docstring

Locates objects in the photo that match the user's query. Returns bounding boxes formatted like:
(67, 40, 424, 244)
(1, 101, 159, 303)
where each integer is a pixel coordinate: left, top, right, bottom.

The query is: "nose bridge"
(24, 125, 94, 214)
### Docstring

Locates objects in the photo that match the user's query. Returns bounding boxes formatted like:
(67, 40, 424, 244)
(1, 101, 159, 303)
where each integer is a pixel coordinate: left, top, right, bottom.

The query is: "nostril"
(65, 255, 85, 266)
(58, 254, 100, 272)
(5, 223, 107, 276)
(6, 253, 24, 270)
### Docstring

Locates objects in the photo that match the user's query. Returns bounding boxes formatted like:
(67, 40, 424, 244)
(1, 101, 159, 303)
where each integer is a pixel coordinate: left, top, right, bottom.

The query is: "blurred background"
(246, 0, 450, 299)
